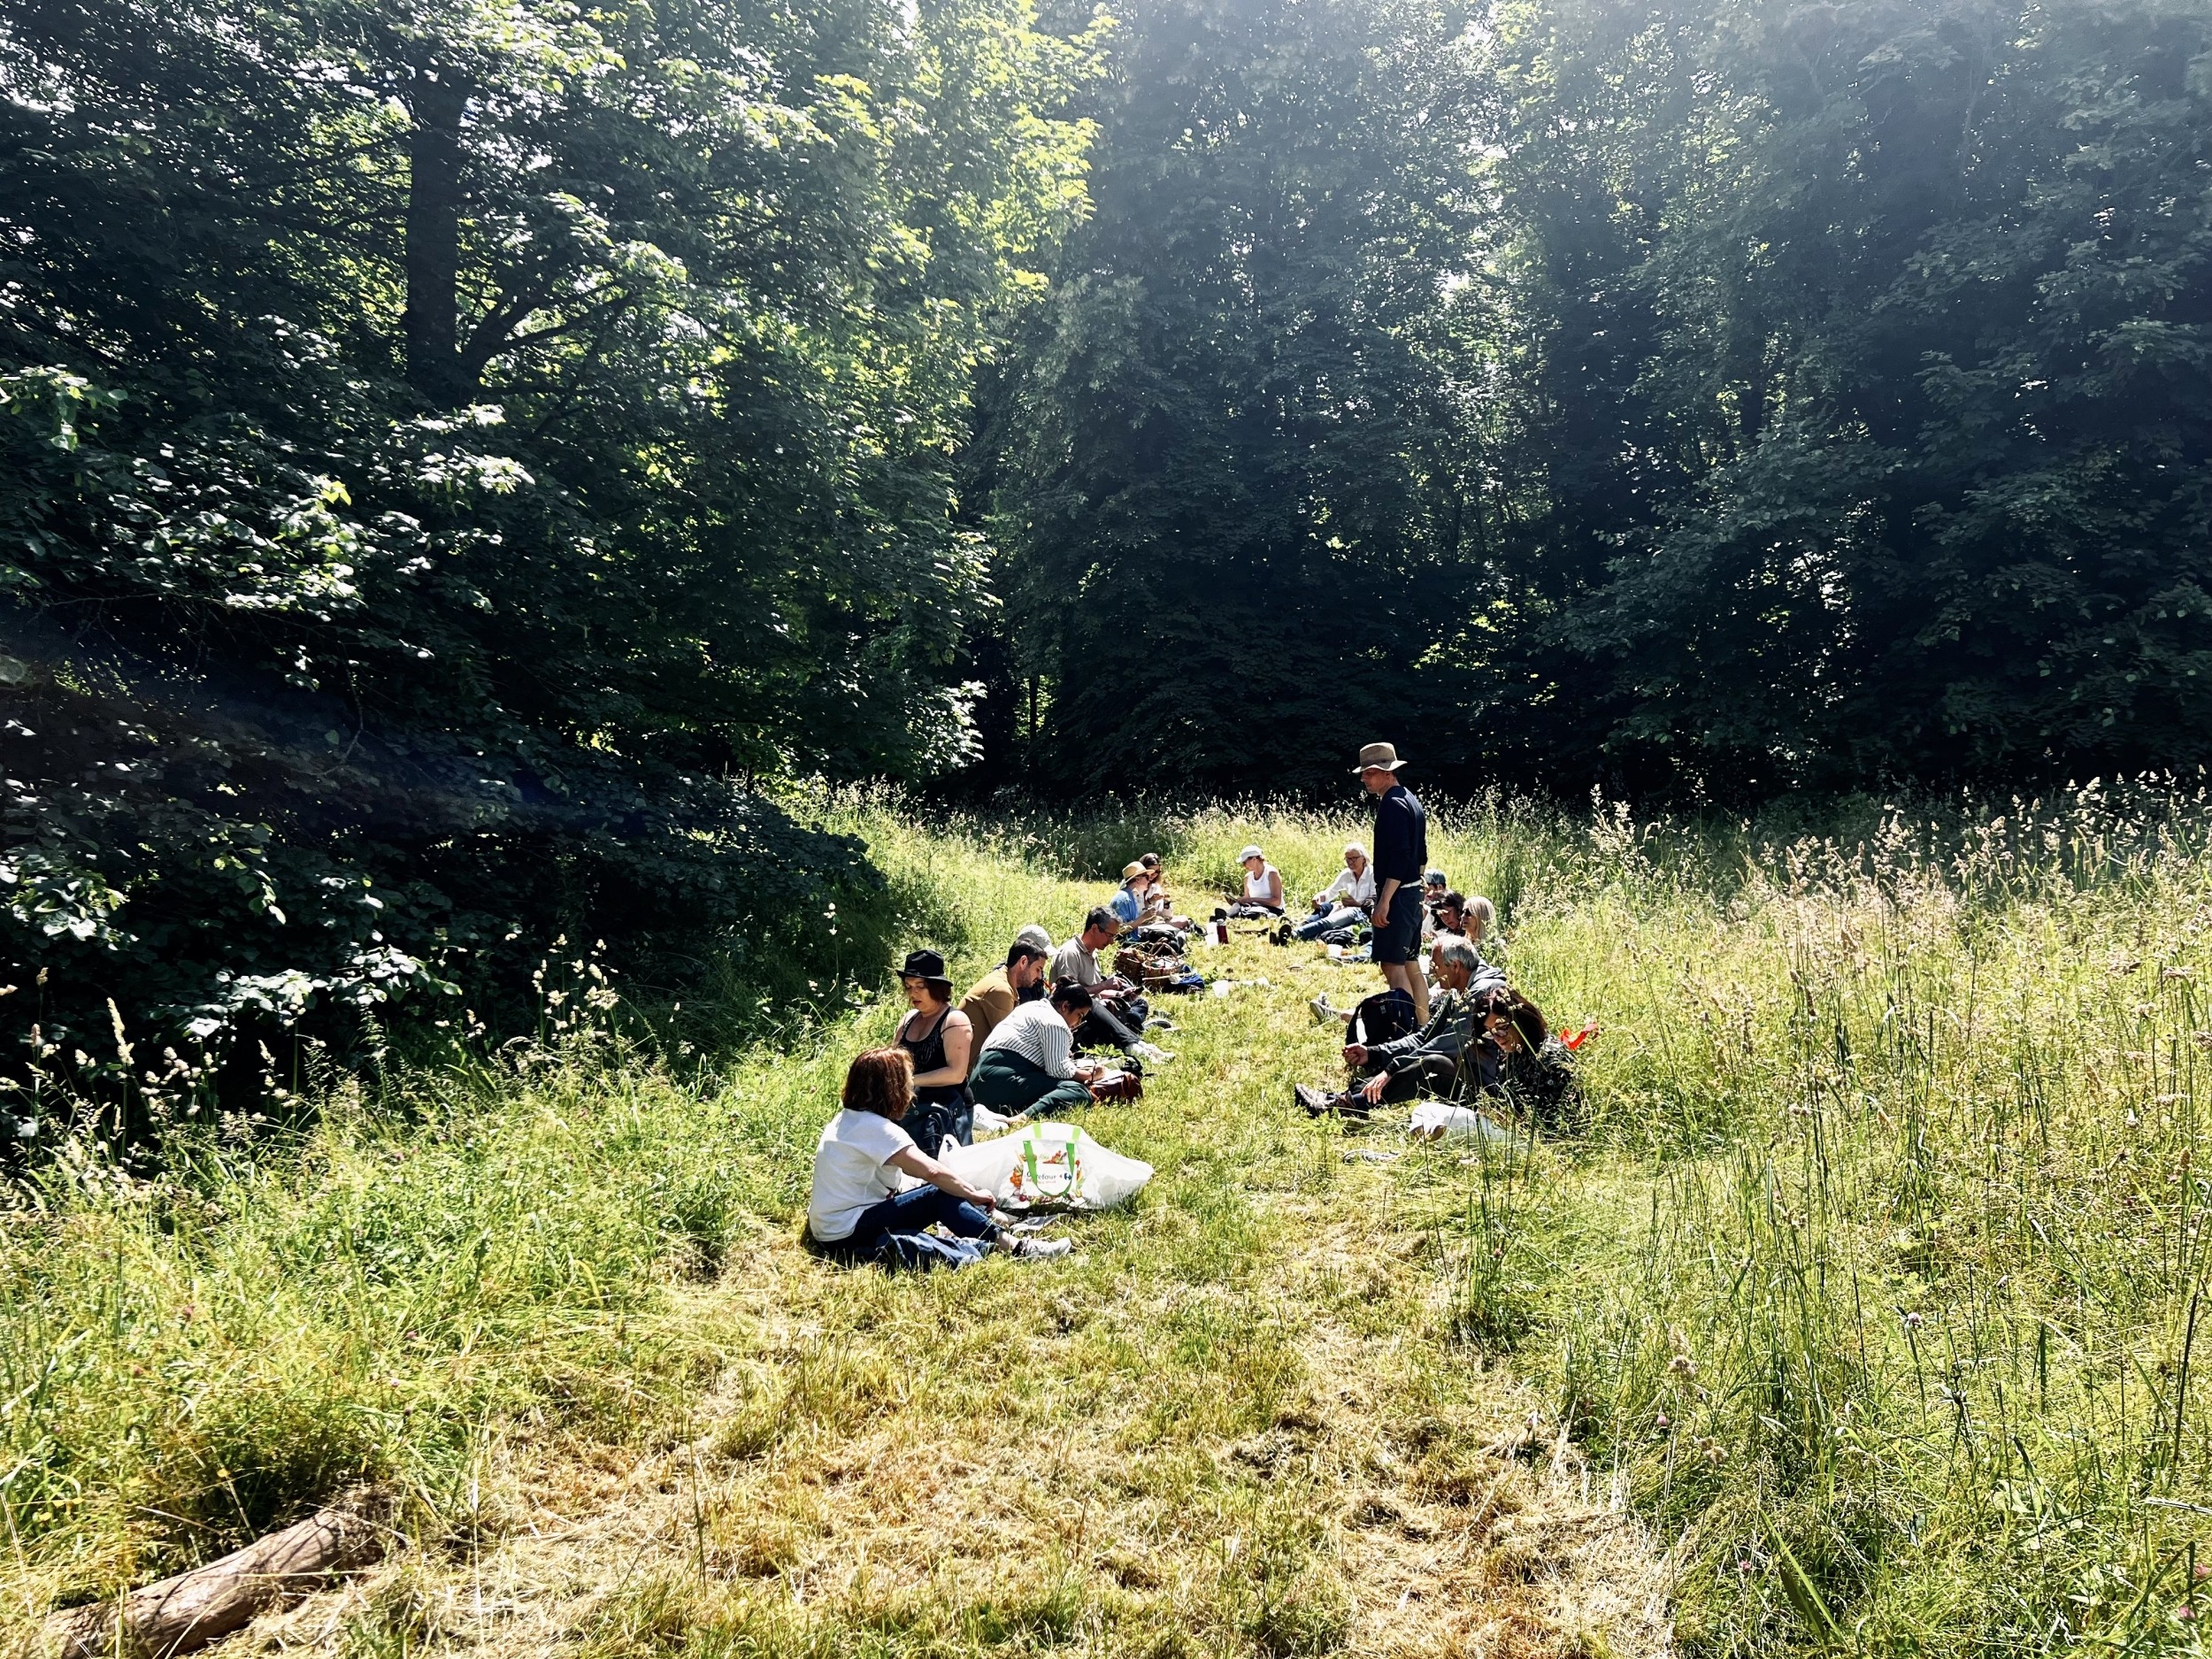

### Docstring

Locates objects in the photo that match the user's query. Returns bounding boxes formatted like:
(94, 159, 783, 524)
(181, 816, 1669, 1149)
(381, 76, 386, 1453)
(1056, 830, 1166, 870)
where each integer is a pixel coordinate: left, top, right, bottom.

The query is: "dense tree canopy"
(983, 0, 2212, 802)
(0, 0, 1090, 1083)
(5, 0, 2209, 1072)
(1493, 0, 2212, 796)
(986, 0, 1494, 795)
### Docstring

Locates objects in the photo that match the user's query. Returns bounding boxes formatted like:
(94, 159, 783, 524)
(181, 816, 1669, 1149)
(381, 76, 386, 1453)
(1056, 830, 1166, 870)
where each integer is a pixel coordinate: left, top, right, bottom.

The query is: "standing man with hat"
(1356, 741, 1430, 1026)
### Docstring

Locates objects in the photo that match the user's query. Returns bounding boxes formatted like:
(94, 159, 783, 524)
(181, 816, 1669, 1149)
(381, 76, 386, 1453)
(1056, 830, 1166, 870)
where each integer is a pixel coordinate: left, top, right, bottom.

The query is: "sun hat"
(1013, 924, 1053, 954)
(896, 948, 954, 998)
(1352, 741, 1406, 774)
(1121, 861, 1148, 882)
(1239, 844, 1265, 864)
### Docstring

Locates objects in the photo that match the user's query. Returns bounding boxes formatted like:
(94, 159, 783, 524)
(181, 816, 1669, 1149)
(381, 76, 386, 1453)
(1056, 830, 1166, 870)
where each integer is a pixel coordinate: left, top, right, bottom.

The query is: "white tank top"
(1244, 864, 1278, 902)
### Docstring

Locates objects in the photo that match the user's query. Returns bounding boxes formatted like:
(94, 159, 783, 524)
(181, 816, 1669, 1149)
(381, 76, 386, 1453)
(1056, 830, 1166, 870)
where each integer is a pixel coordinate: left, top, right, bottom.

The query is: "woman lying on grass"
(809, 1048, 1071, 1270)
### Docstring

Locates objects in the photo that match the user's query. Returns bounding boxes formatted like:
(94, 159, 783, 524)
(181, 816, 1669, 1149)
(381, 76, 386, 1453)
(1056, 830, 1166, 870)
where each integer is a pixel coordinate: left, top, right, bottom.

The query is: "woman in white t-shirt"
(809, 1048, 1069, 1266)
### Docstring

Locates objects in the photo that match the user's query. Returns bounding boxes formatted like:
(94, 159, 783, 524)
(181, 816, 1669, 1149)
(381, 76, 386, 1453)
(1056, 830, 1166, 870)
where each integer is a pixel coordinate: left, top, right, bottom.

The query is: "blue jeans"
(824, 1184, 1001, 1271)
(1294, 905, 1363, 941)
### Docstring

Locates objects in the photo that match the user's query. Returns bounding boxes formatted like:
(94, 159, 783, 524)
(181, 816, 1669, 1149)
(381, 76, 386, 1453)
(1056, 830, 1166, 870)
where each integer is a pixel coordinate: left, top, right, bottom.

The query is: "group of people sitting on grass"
(1294, 929, 1579, 1135)
(877, 918, 1177, 1156)
(804, 898, 1189, 1266)
(806, 739, 1585, 1269)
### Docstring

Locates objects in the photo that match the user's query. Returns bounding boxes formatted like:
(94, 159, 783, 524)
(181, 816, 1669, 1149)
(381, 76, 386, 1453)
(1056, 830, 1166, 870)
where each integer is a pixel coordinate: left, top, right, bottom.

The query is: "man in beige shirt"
(957, 938, 1048, 1071)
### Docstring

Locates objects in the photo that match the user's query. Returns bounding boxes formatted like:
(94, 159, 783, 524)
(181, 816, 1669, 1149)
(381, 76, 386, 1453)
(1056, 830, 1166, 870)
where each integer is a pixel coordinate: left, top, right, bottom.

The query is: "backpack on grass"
(1348, 988, 1418, 1048)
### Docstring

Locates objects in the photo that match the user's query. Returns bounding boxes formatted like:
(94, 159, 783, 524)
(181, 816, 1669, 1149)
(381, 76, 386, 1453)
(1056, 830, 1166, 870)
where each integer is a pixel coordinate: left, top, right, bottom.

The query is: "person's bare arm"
(1374, 876, 1402, 926)
(908, 1011, 972, 1087)
(887, 1144, 996, 1210)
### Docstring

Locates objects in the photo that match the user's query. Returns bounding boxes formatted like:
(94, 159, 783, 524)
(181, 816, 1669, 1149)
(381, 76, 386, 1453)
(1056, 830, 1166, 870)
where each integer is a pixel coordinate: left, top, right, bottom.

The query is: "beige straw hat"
(1353, 741, 1406, 774)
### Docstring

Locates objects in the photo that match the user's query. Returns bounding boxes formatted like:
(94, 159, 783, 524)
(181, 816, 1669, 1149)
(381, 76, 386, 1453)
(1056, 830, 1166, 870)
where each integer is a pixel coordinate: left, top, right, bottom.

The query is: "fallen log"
(43, 1492, 388, 1658)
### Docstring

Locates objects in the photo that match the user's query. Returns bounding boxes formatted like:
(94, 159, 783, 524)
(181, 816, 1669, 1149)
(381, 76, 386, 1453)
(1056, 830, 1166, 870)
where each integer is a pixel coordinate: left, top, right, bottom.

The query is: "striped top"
(978, 998, 1077, 1078)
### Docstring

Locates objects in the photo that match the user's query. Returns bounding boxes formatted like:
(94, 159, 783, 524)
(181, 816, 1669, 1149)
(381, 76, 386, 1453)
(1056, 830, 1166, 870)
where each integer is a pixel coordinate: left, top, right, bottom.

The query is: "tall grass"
(843, 779, 2212, 1652)
(0, 819, 1076, 1627)
(6, 779, 2212, 1655)
(1402, 779, 2212, 1656)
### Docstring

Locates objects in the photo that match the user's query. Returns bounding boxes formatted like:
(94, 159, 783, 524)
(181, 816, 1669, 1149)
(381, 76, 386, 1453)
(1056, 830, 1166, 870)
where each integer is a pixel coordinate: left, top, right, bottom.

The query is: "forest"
(4, 0, 2209, 1067)
(6, 4, 2212, 1652)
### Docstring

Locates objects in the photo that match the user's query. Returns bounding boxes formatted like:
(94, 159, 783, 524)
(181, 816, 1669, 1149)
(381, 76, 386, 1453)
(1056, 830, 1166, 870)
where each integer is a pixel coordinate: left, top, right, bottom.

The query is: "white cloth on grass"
(920, 1121, 1153, 1210)
(1407, 1102, 1512, 1145)
(808, 1109, 917, 1241)
(978, 997, 1079, 1078)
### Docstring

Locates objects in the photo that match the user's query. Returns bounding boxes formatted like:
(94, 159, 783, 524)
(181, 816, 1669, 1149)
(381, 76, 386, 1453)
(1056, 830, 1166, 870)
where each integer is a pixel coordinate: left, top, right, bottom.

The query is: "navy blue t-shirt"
(1372, 783, 1427, 886)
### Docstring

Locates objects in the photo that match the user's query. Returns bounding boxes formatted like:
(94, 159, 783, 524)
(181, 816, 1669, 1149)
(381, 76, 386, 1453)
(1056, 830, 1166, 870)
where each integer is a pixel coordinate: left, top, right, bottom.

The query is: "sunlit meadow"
(4, 780, 2209, 1655)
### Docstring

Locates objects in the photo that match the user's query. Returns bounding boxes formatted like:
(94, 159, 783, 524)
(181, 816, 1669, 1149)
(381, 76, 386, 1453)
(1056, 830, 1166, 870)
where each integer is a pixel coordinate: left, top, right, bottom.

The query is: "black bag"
(1349, 988, 1418, 1047)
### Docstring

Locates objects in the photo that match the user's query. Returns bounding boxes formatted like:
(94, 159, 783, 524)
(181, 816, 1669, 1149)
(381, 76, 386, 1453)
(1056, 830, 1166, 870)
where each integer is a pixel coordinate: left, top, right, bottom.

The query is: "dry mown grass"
(226, 940, 1670, 1659)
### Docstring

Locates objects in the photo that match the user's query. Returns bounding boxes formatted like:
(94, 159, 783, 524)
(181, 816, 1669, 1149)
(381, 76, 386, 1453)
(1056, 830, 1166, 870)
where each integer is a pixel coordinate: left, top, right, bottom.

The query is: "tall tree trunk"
(403, 71, 466, 404)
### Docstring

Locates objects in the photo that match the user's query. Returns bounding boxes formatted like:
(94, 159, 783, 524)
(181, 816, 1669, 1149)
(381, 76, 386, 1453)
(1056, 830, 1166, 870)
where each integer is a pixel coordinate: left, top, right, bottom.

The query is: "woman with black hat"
(894, 949, 974, 1154)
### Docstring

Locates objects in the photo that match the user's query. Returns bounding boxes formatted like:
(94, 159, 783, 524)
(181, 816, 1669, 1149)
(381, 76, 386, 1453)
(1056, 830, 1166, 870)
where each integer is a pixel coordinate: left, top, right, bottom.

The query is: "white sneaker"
(1133, 1041, 1176, 1064)
(1009, 1236, 1072, 1261)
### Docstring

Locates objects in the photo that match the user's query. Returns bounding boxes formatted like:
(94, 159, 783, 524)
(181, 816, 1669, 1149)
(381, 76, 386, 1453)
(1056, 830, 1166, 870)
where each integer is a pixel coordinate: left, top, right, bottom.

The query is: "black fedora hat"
(896, 948, 954, 997)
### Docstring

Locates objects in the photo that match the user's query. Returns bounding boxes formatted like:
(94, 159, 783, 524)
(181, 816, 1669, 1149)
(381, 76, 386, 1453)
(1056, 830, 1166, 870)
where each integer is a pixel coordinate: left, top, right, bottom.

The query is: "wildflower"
(1655, 1412, 1671, 1431)
(1669, 1354, 1698, 1378)
(1903, 1311, 1924, 1330)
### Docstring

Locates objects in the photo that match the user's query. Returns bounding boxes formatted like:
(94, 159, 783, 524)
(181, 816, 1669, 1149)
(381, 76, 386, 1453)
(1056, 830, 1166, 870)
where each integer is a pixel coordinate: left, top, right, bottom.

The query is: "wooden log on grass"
(43, 1492, 388, 1658)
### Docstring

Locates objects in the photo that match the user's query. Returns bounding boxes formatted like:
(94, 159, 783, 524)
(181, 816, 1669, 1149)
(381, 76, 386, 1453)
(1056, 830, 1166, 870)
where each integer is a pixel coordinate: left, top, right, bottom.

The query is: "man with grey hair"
(1293, 841, 1376, 941)
(1294, 934, 1489, 1118)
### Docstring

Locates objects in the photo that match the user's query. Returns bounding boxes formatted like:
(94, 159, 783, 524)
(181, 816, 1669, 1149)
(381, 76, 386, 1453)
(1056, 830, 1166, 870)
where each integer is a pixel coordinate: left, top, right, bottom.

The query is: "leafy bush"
(0, 0, 1093, 1100)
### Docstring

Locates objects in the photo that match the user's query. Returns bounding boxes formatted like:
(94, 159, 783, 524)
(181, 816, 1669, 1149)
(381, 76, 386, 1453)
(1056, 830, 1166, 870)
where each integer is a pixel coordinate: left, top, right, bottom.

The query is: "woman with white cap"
(1226, 846, 1283, 918)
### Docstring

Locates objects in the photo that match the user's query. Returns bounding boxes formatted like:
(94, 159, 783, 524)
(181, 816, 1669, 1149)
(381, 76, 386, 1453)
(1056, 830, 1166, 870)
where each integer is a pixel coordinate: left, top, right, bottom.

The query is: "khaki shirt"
(958, 968, 1018, 1071)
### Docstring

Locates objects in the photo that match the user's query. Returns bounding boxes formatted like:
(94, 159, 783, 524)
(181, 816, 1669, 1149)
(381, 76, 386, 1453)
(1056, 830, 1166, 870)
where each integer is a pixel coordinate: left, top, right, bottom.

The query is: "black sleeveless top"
(898, 1007, 967, 1104)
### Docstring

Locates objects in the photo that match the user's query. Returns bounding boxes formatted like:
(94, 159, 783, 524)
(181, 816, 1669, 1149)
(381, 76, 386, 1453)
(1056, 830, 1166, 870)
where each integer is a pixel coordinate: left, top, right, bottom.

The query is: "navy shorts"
(1371, 895, 1423, 964)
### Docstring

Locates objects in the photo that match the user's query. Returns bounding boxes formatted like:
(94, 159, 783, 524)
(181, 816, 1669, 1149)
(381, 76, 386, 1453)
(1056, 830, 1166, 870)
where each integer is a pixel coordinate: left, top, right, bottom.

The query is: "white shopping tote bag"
(918, 1121, 1153, 1210)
